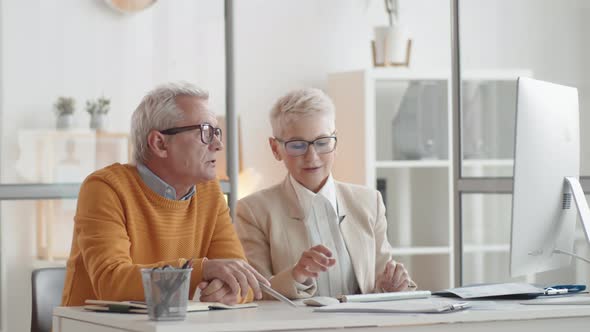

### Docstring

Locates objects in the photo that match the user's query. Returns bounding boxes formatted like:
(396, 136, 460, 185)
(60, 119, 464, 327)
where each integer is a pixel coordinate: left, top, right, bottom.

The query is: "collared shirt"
(136, 163, 195, 201)
(290, 174, 359, 297)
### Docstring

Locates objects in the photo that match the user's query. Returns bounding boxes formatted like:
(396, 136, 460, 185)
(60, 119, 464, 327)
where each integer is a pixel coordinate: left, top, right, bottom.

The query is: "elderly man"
(61, 82, 267, 307)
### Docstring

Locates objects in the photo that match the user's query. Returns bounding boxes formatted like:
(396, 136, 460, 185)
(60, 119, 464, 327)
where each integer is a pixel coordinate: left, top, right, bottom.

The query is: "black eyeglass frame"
(159, 123, 222, 145)
(274, 135, 338, 156)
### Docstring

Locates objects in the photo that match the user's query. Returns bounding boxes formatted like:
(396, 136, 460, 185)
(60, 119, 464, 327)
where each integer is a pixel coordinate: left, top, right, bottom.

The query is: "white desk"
(53, 300, 590, 332)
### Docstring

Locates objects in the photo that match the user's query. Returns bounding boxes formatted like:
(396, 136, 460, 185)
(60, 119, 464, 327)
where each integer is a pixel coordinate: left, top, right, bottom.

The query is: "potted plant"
(54, 97, 76, 130)
(373, 0, 410, 66)
(86, 96, 111, 130)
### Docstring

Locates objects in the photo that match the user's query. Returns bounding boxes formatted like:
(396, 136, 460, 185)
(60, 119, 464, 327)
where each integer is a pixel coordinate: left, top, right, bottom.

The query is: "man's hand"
(198, 279, 239, 305)
(375, 260, 413, 292)
(201, 258, 269, 301)
(291, 245, 337, 284)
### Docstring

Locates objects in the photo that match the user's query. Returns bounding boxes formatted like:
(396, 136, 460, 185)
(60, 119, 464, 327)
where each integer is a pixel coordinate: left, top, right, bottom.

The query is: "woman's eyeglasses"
(275, 136, 337, 157)
(159, 123, 222, 145)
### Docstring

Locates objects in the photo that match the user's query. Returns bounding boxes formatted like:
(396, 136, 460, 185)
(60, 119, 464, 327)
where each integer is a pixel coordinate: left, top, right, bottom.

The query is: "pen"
(450, 302, 470, 311)
(259, 283, 297, 307)
(547, 284, 586, 293)
(544, 288, 568, 295)
(181, 258, 193, 270)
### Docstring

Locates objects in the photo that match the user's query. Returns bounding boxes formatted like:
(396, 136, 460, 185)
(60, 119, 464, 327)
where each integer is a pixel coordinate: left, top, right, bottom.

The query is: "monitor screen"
(510, 77, 580, 277)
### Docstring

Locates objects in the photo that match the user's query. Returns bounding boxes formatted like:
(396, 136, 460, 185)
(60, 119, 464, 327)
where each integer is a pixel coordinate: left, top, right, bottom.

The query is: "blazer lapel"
(280, 176, 305, 221)
(336, 182, 370, 294)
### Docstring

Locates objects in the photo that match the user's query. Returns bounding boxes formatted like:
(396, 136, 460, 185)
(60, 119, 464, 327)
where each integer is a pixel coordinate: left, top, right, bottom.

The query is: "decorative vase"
(90, 113, 107, 130)
(56, 114, 74, 130)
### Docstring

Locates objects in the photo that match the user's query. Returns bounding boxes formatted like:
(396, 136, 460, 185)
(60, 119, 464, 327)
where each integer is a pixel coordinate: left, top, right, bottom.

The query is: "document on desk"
(434, 283, 544, 299)
(338, 290, 431, 303)
(314, 299, 470, 314)
(84, 300, 257, 314)
(521, 295, 590, 305)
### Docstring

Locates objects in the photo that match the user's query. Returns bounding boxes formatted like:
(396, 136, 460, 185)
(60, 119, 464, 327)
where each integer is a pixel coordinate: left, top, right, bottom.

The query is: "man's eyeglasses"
(275, 136, 337, 157)
(159, 123, 222, 145)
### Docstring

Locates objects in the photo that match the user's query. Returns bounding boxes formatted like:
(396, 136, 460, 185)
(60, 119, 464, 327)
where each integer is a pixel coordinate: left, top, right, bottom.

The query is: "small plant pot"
(90, 113, 107, 130)
(373, 25, 411, 67)
(56, 114, 74, 130)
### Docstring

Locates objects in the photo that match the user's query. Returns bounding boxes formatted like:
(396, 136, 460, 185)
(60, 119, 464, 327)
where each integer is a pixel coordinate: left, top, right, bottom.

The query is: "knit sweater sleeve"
(203, 182, 254, 303)
(75, 175, 185, 301)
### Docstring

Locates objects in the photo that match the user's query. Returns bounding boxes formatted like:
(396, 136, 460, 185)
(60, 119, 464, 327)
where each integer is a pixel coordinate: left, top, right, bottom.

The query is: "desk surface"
(53, 298, 590, 332)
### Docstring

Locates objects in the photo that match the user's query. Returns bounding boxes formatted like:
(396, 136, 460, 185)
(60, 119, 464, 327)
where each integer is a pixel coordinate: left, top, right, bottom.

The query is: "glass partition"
(459, 0, 590, 177)
(462, 193, 590, 286)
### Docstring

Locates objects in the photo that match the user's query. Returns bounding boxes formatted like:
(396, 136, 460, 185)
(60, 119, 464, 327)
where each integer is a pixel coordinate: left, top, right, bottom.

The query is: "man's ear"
(147, 130, 169, 158)
(268, 137, 282, 161)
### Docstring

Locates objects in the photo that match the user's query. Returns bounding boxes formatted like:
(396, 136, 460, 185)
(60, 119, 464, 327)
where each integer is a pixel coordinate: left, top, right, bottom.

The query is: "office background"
(1, 0, 589, 331)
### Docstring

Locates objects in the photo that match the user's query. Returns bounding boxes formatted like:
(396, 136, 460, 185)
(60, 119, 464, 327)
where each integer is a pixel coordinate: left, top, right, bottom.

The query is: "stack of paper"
(314, 299, 470, 314)
(522, 295, 590, 305)
(338, 290, 431, 303)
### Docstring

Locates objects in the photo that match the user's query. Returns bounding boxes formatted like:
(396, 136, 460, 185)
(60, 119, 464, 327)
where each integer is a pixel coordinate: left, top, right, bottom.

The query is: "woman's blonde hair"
(269, 88, 335, 138)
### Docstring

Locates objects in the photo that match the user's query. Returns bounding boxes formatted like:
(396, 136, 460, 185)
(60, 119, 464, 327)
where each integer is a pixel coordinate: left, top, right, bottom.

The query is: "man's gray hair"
(131, 82, 209, 164)
(269, 88, 335, 138)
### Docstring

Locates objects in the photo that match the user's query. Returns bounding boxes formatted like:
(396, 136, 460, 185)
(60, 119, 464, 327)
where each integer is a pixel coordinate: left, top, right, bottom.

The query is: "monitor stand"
(552, 177, 590, 264)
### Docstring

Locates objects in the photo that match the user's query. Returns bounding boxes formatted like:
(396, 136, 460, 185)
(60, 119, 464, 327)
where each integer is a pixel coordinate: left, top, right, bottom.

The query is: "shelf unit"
(375, 160, 450, 168)
(327, 68, 530, 290)
(14, 130, 130, 261)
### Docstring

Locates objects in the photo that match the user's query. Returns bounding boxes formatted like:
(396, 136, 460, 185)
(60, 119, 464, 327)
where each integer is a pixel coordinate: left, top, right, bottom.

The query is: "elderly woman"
(235, 88, 415, 299)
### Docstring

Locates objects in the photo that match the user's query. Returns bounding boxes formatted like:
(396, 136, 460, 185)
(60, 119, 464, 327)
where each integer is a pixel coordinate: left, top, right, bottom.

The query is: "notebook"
(84, 300, 148, 314)
(314, 299, 470, 314)
(83, 299, 257, 314)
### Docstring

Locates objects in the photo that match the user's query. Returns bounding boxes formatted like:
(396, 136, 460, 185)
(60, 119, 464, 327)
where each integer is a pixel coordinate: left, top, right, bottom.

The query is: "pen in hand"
(259, 283, 297, 307)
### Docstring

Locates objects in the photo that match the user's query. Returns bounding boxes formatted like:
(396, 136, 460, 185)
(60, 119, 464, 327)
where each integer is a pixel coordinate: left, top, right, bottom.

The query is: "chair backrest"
(31, 267, 66, 332)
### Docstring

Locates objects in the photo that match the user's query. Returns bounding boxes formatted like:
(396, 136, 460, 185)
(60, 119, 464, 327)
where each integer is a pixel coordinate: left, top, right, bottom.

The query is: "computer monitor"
(510, 77, 590, 277)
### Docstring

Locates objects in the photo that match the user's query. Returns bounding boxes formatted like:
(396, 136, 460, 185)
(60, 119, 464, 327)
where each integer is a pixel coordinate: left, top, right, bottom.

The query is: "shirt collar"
(136, 163, 195, 201)
(289, 174, 338, 216)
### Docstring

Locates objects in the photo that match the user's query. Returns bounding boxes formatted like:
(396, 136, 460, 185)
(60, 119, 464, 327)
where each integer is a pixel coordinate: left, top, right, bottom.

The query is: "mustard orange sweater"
(61, 163, 252, 306)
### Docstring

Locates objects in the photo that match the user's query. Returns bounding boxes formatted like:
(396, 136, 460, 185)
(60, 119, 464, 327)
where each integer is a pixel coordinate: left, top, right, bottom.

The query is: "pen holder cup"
(141, 268, 192, 321)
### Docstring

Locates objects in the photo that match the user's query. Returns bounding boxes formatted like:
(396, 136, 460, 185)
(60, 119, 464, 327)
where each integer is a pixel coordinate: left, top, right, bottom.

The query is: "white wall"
(1, 0, 226, 182)
(234, 0, 451, 190)
(0, 1, 225, 331)
(460, 0, 590, 171)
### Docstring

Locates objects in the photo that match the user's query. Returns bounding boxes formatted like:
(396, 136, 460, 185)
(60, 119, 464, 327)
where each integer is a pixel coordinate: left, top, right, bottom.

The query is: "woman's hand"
(375, 260, 414, 292)
(291, 245, 336, 284)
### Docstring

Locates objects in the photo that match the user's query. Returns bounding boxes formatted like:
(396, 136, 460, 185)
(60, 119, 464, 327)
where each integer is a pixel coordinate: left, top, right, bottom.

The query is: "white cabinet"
(327, 68, 530, 290)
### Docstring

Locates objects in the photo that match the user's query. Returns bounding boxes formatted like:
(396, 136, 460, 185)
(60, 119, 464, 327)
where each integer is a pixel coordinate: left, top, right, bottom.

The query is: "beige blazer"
(235, 176, 397, 299)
